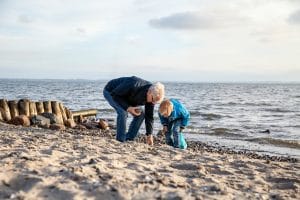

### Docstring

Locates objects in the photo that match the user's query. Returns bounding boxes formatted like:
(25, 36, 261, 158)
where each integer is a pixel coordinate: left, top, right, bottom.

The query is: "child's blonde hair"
(159, 99, 173, 117)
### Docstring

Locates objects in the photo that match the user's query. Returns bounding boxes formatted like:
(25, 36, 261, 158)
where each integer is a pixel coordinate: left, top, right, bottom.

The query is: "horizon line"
(0, 77, 299, 84)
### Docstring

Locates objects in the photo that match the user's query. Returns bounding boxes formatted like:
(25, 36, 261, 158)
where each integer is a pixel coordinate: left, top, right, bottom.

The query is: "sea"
(1, 79, 300, 158)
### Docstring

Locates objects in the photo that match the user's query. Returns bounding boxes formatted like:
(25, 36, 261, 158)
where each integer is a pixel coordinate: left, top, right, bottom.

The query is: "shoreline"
(0, 123, 299, 199)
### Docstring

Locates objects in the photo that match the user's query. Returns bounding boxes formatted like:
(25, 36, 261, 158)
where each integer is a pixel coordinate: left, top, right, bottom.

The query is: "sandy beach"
(0, 122, 299, 200)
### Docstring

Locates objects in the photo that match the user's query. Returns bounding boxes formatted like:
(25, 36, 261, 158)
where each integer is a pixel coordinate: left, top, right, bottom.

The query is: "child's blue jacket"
(159, 98, 190, 127)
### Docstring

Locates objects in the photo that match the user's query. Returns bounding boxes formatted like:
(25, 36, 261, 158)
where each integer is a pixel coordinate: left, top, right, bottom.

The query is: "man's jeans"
(103, 90, 145, 142)
(165, 119, 182, 148)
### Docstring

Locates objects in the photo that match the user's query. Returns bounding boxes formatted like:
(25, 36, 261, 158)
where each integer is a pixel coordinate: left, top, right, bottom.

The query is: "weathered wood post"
(18, 99, 30, 116)
(59, 103, 68, 124)
(0, 110, 3, 121)
(36, 102, 44, 114)
(65, 108, 73, 120)
(51, 101, 64, 124)
(43, 101, 52, 113)
(0, 99, 12, 121)
(29, 101, 37, 116)
(64, 107, 76, 127)
(8, 100, 19, 118)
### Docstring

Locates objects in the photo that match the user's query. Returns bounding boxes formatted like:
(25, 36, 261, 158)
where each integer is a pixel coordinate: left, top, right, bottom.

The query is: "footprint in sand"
(266, 177, 299, 190)
(39, 185, 74, 200)
(2, 174, 42, 193)
(206, 165, 233, 176)
(170, 163, 199, 171)
(126, 162, 150, 172)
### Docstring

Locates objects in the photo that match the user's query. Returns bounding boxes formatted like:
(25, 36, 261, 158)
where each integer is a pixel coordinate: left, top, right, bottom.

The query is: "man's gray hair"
(149, 82, 165, 103)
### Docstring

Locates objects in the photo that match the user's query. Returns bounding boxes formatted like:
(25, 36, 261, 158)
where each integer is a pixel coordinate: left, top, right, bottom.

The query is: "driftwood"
(8, 100, 19, 119)
(18, 99, 30, 116)
(29, 101, 37, 116)
(36, 102, 44, 114)
(0, 99, 12, 121)
(72, 109, 98, 117)
(73, 109, 98, 123)
(43, 101, 52, 113)
(51, 101, 64, 124)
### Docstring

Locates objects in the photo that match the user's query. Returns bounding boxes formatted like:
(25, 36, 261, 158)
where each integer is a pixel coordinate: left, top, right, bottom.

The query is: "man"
(103, 76, 165, 145)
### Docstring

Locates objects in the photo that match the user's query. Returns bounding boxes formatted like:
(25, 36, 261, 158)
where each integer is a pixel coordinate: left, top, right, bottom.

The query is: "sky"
(0, 0, 300, 82)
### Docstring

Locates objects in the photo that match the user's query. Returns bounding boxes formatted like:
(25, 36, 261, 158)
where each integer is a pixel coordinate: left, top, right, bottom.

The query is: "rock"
(269, 193, 282, 200)
(50, 123, 66, 131)
(9, 115, 31, 127)
(88, 158, 97, 164)
(99, 119, 109, 130)
(81, 122, 98, 129)
(75, 124, 87, 130)
(65, 119, 76, 128)
(31, 115, 51, 128)
(41, 112, 59, 124)
(199, 185, 221, 193)
(163, 192, 185, 200)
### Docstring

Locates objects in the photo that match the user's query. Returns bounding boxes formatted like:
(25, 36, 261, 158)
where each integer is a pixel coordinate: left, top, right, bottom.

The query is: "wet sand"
(0, 122, 299, 200)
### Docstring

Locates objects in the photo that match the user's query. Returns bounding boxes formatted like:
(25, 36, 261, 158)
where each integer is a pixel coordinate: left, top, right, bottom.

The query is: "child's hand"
(180, 126, 185, 132)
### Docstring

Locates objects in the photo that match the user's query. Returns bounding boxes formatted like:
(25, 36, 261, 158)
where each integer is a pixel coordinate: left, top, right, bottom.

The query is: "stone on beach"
(50, 123, 66, 131)
(31, 115, 51, 128)
(41, 112, 59, 124)
(65, 119, 76, 128)
(9, 115, 31, 127)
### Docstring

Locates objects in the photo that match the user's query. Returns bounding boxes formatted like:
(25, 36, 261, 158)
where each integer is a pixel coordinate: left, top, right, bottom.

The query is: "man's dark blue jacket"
(104, 76, 154, 135)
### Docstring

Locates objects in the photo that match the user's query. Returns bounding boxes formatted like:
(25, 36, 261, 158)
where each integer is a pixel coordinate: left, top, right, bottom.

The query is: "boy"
(159, 99, 190, 148)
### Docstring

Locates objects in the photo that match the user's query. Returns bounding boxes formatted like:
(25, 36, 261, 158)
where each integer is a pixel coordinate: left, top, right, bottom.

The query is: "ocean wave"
(98, 108, 115, 112)
(246, 138, 300, 149)
(243, 102, 272, 106)
(263, 108, 293, 113)
(219, 102, 272, 107)
(201, 113, 222, 120)
(189, 111, 225, 120)
(205, 128, 245, 138)
(187, 127, 245, 138)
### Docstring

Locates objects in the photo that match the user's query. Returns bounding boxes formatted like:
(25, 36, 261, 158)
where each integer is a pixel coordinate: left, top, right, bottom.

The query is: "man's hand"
(146, 135, 153, 145)
(127, 106, 141, 116)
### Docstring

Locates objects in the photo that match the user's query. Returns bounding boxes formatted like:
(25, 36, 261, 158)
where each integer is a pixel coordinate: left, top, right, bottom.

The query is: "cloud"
(288, 9, 300, 24)
(149, 12, 214, 30)
(18, 14, 34, 23)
